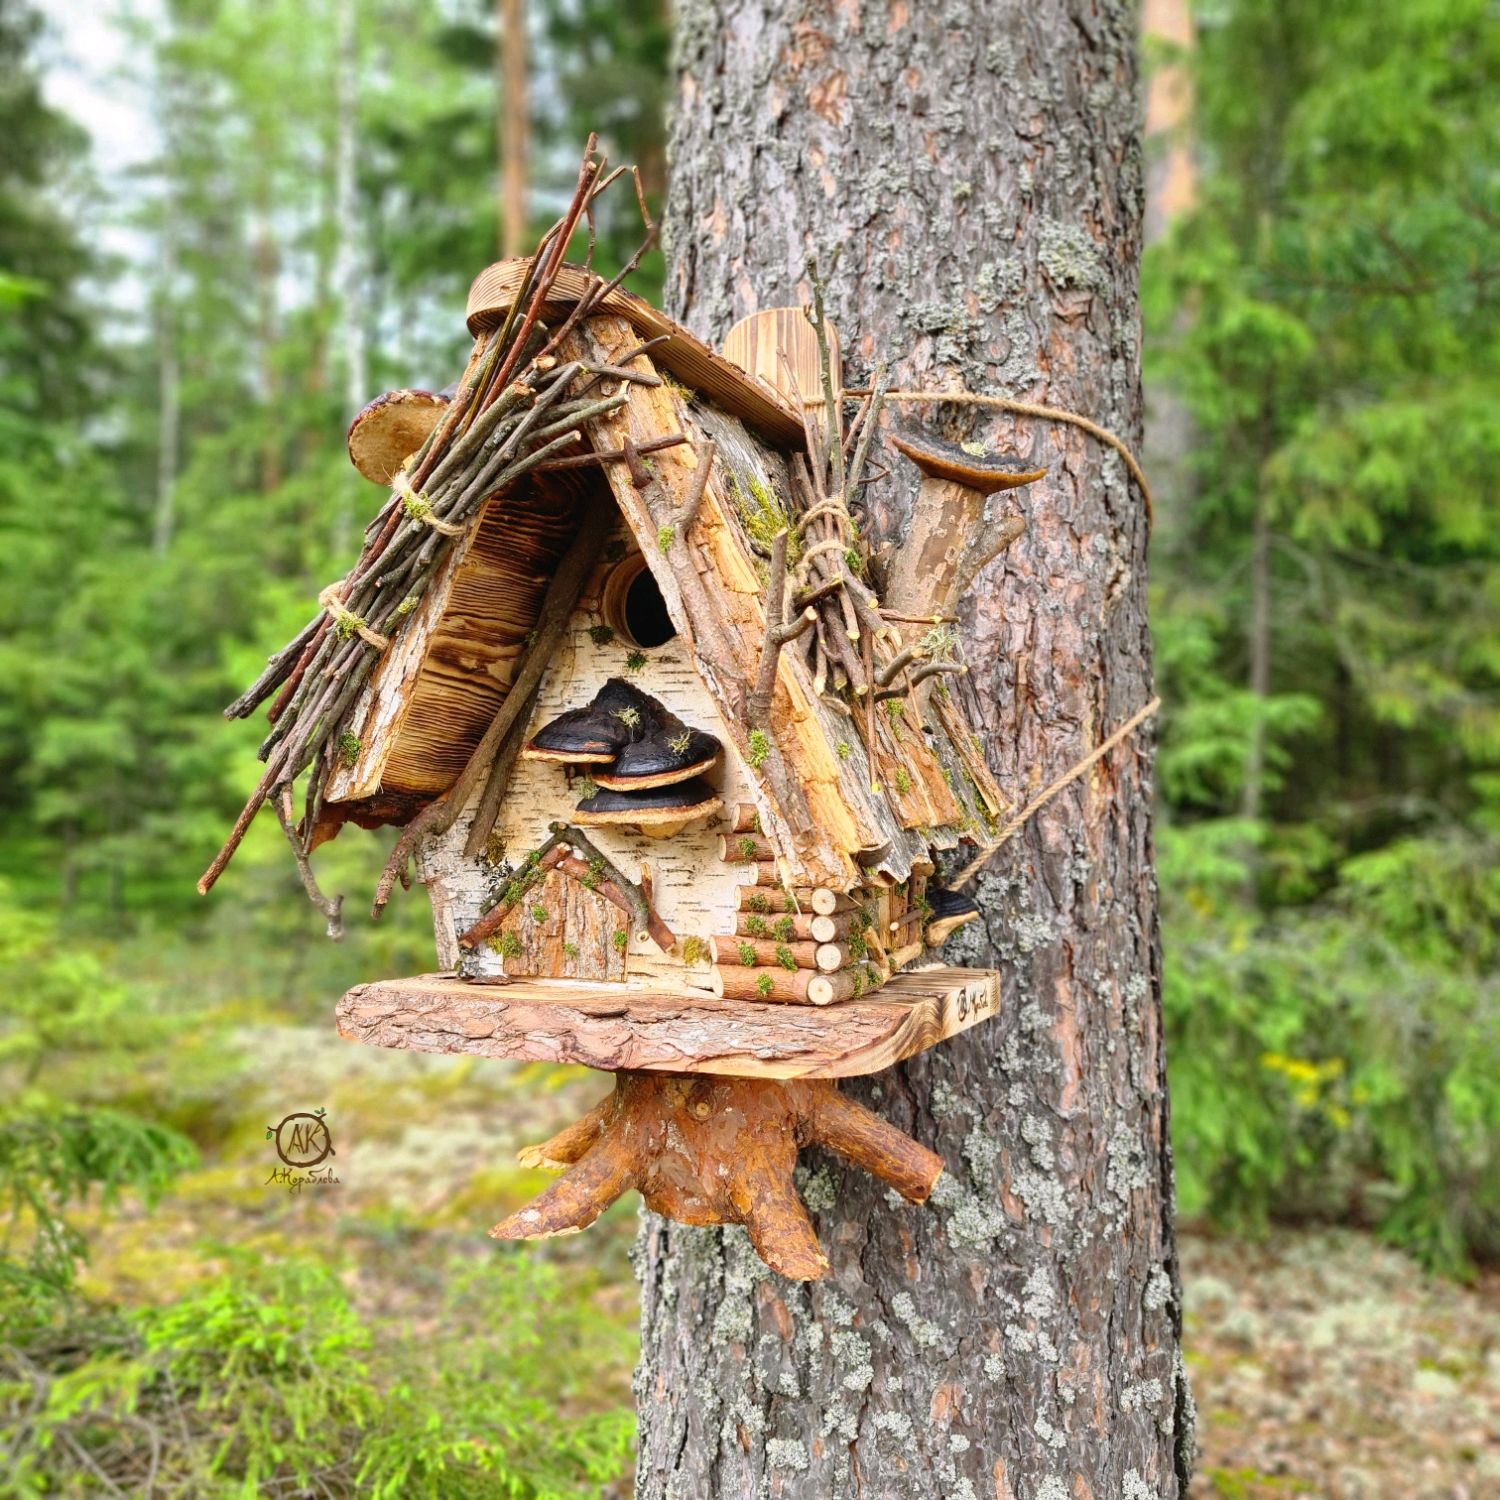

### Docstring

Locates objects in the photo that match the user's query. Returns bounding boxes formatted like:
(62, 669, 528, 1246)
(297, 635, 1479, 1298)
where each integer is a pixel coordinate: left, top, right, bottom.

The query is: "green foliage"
(1162, 824, 1500, 1272)
(1148, 0, 1500, 1270)
(1, 1254, 635, 1498)
(746, 730, 770, 770)
(0, 1109, 195, 1307)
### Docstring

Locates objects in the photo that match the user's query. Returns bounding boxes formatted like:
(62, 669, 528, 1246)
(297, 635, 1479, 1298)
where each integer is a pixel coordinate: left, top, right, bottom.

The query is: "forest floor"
(1182, 1227, 1500, 1499)
(71, 1020, 1500, 1499)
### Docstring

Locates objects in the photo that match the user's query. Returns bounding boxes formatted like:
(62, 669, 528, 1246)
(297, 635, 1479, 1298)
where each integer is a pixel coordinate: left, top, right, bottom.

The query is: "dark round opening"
(622, 565, 676, 648)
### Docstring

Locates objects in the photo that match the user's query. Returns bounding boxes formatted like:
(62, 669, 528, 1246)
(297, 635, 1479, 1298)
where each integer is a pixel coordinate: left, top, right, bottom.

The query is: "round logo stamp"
(266, 1108, 335, 1168)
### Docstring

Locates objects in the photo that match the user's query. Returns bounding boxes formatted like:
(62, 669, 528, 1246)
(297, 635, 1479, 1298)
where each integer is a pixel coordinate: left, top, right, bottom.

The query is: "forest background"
(1, 0, 1495, 1494)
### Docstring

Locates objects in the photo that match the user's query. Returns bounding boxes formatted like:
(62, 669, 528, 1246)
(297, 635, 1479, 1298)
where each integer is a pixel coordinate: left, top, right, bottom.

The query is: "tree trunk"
(1241, 482, 1272, 828)
(496, 0, 528, 258)
(634, 4, 1192, 1497)
(333, 0, 366, 559)
(151, 206, 178, 558)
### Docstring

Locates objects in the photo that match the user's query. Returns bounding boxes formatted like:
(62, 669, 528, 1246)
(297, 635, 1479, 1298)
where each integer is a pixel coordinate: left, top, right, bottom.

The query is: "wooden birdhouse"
(203, 158, 1047, 1277)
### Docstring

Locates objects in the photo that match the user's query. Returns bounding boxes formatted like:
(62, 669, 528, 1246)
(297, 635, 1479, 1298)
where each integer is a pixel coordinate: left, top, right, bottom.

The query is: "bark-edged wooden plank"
(335, 966, 1000, 1079)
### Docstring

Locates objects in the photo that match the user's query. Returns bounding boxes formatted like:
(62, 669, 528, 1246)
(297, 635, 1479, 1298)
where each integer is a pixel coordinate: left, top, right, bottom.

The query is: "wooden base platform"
(336, 966, 1001, 1080)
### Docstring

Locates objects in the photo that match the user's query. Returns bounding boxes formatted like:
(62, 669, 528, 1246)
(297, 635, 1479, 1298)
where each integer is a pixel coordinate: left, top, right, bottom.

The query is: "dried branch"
(274, 786, 344, 940)
(455, 835, 572, 949)
(548, 822, 673, 951)
(676, 438, 716, 533)
(749, 530, 792, 726)
(531, 433, 686, 473)
(874, 662, 965, 701)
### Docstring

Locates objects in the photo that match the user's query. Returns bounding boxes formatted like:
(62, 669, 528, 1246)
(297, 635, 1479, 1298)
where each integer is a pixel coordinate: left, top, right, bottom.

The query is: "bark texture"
(634, 3, 1192, 1497)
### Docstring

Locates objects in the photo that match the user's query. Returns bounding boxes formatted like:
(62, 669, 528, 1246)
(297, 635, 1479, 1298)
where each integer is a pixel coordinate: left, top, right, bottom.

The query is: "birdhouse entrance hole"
(604, 554, 676, 649)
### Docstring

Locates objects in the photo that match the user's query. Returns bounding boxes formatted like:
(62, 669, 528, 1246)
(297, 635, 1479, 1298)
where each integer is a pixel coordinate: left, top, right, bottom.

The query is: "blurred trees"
(0, 0, 665, 926)
(1149, 0, 1499, 1267)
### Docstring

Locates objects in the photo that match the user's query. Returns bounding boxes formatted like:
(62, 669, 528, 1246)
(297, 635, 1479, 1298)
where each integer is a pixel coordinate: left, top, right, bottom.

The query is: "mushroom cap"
(889, 430, 1047, 495)
(572, 777, 722, 829)
(346, 389, 448, 485)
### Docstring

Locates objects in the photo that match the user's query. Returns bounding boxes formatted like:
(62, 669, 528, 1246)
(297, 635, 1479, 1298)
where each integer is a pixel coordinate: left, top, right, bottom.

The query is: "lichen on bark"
(635, 2, 1191, 1496)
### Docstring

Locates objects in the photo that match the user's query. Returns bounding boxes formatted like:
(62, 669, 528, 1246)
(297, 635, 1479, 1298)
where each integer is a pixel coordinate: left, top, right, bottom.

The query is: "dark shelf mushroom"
(592, 704, 721, 791)
(572, 777, 722, 838)
(924, 886, 980, 946)
(522, 678, 653, 765)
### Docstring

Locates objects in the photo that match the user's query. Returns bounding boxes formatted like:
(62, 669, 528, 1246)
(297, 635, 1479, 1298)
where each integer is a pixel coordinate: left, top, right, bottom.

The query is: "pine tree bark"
(634, 4, 1192, 1497)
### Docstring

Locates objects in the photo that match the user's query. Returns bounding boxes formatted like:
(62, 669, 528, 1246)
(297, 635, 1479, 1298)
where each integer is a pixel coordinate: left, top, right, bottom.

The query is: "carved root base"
(492, 1071, 945, 1280)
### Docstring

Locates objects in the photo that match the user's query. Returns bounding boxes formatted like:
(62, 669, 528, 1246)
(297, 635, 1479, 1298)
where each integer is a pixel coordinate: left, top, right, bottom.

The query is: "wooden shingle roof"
(322, 263, 1005, 892)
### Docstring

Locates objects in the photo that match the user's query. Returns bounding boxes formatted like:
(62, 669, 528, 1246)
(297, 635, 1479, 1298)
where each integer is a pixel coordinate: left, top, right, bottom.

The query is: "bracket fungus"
(346, 388, 449, 485)
(882, 428, 1045, 621)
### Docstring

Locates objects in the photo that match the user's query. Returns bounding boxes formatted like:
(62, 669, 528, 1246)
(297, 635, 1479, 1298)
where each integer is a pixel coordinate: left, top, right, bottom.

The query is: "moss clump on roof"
(731, 472, 800, 561)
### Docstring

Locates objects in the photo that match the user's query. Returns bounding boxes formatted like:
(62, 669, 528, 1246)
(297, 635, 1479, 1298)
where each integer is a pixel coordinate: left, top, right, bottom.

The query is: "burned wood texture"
(326, 477, 586, 802)
(494, 1071, 943, 1281)
(636, 3, 1182, 1498)
(335, 966, 1000, 1080)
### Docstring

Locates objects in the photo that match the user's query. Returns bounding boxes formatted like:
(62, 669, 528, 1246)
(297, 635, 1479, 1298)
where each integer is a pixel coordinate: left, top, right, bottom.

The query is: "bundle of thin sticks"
(749, 262, 968, 756)
(199, 136, 662, 898)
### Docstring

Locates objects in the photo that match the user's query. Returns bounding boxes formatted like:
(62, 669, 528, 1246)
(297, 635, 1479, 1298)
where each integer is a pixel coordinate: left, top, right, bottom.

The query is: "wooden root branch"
(494, 1072, 944, 1280)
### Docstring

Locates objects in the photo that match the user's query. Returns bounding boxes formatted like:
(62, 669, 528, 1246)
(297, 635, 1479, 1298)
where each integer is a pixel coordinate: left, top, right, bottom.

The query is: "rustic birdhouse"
(203, 156, 1047, 1276)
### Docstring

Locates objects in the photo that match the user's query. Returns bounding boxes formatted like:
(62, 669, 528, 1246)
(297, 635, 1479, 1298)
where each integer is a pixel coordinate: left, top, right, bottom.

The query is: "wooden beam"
(336, 966, 1001, 1080)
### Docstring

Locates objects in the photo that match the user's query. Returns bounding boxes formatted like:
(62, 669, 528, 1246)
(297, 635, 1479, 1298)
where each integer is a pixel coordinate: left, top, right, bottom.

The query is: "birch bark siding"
(634, 3, 1193, 1496)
